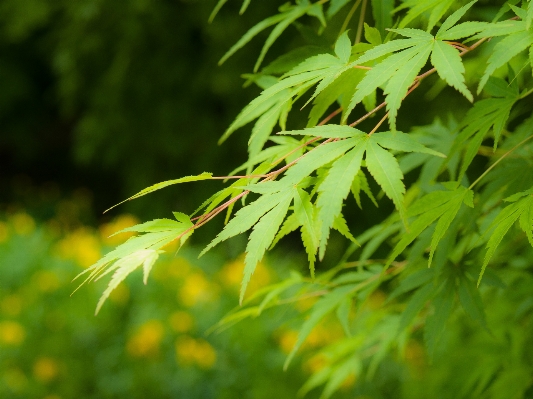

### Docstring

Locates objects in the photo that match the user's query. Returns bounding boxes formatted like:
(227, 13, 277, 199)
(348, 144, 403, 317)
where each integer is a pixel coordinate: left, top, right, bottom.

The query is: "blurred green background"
(0, 1, 329, 397)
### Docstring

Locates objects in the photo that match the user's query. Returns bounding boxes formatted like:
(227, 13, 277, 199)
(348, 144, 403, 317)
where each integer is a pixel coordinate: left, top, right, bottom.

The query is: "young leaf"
(294, 188, 321, 277)
(435, 0, 477, 36)
(334, 30, 352, 64)
(386, 186, 473, 267)
(317, 139, 367, 258)
(283, 137, 361, 184)
(280, 124, 365, 138)
(95, 249, 160, 315)
(477, 30, 533, 94)
(365, 139, 407, 223)
(431, 40, 473, 102)
(479, 188, 533, 285)
(104, 173, 213, 213)
(372, 131, 446, 158)
(242, 190, 293, 303)
(200, 190, 292, 256)
(284, 284, 357, 370)
(383, 42, 433, 130)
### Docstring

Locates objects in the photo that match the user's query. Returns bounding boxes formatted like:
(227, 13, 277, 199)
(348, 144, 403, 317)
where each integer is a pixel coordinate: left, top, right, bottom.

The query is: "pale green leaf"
(351, 38, 425, 65)
(200, 190, 291, 256)
(365, 140, 406, 222)
(436, 0, 477, 37)
(110, 218, 184, 237)
(242, 191, 293, 303)
(431, 40, 473, 101)
(104, 173, 213, 213)
(388, 268, 434, 302)
(209, 0, 230, 23)
(284, 284, 357, 370)
(388, 28, 433, 39)
(471, 20, 526, 39)
(436, 21, 488, 40)
(254, 5, 312, 72)
(280, 124, 365, 138)
(332, 214, 358, 244)
(479, 193, 533, 285)
(284, 137, 361, 184)
(95, 249, 161, 314)
(270, 212, 300, 249)
(335, 30, 352, 64)
(219, 13, 287, 65)
(372, 131, 447, 157)
(240, 0, 251, 14)
(345, 42, 430, 122)
(383, 42, 433, 130)
(364, 23, 382, 45)
(317, 140, 367, 258)
(478, 30, 533, 94)
(294, 188, 321, 276)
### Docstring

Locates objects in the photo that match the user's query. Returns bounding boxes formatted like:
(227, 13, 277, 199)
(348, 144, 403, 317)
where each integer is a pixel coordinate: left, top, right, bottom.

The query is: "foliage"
(86, 0, 533, 397)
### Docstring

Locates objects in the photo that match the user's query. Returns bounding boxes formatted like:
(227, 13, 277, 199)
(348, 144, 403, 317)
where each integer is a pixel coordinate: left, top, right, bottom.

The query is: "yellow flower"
(175, 336, 216, 369)
(303, 354, 327, 374)
(179, 272, 219, 307)
(33, 271, 61, 293)
(99, 214, 140, 246)
(0, 221, 9, 243)
(55, 227, 101, 268)
(10, 212, 35, 236)
(0, 321, 26, 345)
(1, 294, 23, 316)
(219, 254, 271, 296)
(33, 357, 59, 383)
(126, 320, 165, 358)
(168, 311, 194, 333)
(278, 329, 299, 355)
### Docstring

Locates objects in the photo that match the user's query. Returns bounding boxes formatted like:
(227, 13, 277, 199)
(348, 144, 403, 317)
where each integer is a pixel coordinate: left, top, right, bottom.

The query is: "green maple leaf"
(479, 187, 533, 285)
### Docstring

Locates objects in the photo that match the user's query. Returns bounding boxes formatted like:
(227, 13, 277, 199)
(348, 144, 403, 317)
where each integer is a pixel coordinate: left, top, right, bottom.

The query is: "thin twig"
(354, 0, 368, 44)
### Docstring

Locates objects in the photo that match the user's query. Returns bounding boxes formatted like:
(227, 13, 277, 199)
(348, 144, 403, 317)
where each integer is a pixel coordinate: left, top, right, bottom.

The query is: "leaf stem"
(354, 0, 367, 44)
(368, 112, 389, 135)
(339, 0, 362, 39)
(469, 134, 533, 190)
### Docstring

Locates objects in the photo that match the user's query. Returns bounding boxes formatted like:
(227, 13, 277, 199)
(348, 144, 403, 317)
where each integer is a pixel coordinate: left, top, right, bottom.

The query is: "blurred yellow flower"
(278, 329, 299, 355)
(0, 221, 9, 243)
(33, 357, 60, 383)
(179, 272, 219, 307)
(404, 340, 426, 374)
(169, 311, 194, 333)
(1, 294, 23, 316)
(153, 256, 191, 281)
(99, 214, 140, 246)
(55, 227, 101, 268)
(126, 320, 165, 358)
(33, 270, 61, 293)
(175, 336, 216, 369)
(0, 320, 26, 345)
(303, 354, 326, 374)
(10, 212, 35, 235)
(219, 254, 271, 296)
(366, 290, 386, 310)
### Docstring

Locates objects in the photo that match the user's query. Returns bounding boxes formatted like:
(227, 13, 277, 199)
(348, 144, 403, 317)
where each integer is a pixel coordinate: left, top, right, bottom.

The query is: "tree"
(77, 1, 533, 397)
